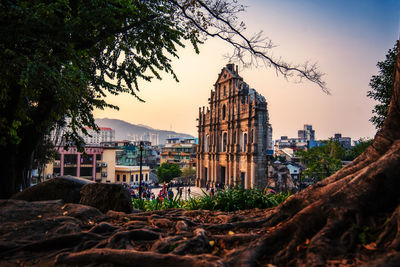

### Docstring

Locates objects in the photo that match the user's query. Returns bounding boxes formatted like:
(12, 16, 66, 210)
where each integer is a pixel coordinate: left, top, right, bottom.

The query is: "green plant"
(132, 188, 290, 212)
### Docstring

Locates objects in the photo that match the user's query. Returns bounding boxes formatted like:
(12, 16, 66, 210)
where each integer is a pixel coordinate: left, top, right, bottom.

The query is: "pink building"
(54, 146, 104, 181)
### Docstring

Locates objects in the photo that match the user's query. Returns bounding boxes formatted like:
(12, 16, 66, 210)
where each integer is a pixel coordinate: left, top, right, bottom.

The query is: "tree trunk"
(0, 138, 38, 198)
(225, 40, 400, 266)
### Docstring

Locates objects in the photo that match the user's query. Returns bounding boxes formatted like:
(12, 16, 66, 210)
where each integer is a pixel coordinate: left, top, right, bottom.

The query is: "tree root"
(55, 248, 222, 266)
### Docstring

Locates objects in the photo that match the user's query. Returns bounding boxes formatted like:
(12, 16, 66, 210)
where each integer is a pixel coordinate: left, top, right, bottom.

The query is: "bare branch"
(170, 0, 328, 93)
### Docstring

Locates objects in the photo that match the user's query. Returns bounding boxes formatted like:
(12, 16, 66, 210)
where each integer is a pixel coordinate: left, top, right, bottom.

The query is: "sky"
(93, 0, 400, 141)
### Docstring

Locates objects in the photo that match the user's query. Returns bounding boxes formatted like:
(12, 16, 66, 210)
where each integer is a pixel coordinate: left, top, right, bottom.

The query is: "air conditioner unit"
(102, 162, 107, 167)
(102, 172, 107, 177)
(96, 162, 101, 167)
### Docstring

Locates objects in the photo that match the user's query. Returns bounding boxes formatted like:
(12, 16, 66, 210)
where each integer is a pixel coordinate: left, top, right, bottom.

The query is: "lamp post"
(139, 141, 144, 199)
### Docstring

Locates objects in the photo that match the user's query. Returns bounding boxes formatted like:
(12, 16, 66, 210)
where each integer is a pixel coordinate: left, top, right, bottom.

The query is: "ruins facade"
(196, 64, 272, 189)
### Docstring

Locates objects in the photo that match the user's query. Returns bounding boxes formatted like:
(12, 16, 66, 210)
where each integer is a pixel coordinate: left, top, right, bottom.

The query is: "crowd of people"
(205, 182, 226, 198)
(129, 183, 155, 200)
(129, 182, 193, 201)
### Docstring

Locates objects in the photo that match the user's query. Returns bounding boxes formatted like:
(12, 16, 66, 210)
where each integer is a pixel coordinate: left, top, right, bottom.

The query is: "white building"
(82, 127, 115, 145)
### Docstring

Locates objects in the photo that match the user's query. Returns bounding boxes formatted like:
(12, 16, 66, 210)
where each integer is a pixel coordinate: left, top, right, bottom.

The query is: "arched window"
(223, 132, 227, 152)
(222, 105, 226, 120)
(251, 129, 254, 143)
(223, 85, 226, 96)
(243, 133, 248, 151)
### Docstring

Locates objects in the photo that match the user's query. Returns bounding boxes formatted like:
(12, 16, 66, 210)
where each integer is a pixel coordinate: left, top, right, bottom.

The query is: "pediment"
(214, 66, 238, 85)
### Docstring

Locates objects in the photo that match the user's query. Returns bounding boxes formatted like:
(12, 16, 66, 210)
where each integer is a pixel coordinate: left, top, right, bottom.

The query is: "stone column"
(251, 160, 255, 189)
(92, 154, 96, 181)
(60, 153, 64, 176)
(233, 157, 237, 186)
(76, 153, 81, 177)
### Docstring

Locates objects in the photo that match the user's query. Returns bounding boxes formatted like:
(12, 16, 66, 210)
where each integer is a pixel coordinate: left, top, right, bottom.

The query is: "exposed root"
(55, 248, 222, 266)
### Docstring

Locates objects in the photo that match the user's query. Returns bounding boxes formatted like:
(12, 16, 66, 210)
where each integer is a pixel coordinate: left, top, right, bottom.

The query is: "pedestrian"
(168, 189, 174, 200)
(210, 187, 214, 198)
(206, 183, 209, 192)
(188, 187, 191, 197)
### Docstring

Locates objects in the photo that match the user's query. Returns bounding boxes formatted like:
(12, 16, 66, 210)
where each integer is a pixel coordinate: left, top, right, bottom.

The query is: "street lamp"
(139, 141, 144, 199)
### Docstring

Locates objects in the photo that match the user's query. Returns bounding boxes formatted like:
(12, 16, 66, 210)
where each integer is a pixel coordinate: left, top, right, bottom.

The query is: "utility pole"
(139, 141, 144, 199)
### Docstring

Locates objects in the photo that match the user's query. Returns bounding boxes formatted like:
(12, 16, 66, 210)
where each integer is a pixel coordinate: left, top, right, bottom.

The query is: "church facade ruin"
(196, 64, 273, 189)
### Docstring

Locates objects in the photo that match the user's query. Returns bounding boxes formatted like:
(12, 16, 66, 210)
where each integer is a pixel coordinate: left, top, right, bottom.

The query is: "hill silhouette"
(95, 118, 194, 145)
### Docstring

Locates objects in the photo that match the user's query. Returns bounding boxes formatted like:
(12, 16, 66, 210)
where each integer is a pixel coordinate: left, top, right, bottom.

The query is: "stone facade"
(196, 64, 272, 189)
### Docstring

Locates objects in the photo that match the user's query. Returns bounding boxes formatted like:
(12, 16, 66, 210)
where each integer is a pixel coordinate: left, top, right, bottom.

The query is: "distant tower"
(298, 124, 315, 141)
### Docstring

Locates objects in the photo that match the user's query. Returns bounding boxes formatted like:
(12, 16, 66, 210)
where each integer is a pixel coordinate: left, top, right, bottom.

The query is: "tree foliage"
(156, 163, 182, 183)
(297, 140, 345, 182)
(297, 139, 374, 182)
(367, 42, 398, 129)
(349, 138, 373, 159)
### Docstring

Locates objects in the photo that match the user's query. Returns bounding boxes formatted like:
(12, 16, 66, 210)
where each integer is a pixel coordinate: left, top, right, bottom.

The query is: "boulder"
(11, 176, 92, 203)
(79, 183, 132, 213)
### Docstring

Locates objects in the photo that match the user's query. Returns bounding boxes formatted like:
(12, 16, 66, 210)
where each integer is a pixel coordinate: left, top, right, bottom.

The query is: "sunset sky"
(93, 0, 400, 141)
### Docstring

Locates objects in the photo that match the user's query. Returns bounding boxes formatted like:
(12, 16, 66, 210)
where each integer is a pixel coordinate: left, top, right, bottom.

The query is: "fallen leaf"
(305, 238, 310, 245)
(363, 242, 377, 250)
(88, 220, 95, 225)
(61, 205, 67, 210)
(37, 215, 42, 219)
(228, 230, 235, 235)
(62, 211, 68, 216)
(296, 245, 300, 252)
(209, 240, 215, 246)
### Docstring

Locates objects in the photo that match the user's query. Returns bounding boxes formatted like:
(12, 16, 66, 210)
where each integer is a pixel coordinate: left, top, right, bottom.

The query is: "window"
(145, 173, 148, 181)
(117, 174, 120, 182)
(243, 133, 248, 151)
(222, 105, 226, 120)
(123, 174, 126, 182)
(222, 132, 227, 152)
(130, 175, 133, 182)
(136, 174, 138, 182)
(223, 85, 226, 96)
(251, 129, 254, 143)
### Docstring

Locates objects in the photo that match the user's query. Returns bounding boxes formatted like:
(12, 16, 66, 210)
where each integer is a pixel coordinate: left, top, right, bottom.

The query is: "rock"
(61, 203, 102, 221)
(79, 183, 132, 213)
(11, 176, 92, 203)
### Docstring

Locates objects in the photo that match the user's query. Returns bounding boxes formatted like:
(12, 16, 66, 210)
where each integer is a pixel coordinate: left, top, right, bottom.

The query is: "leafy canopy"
(0, 0, 201, 147)
(156, 162, 182, 183)
(297, 139, 373, 182)
(367, 42, 398, 129)
(297, 140, 345, 182)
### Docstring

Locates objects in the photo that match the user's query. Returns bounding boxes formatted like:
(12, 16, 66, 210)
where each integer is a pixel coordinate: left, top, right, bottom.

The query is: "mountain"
(95, 118, 194, 145)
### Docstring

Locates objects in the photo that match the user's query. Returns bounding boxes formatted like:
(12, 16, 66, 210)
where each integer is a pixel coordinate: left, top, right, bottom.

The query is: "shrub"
(132, 188, 291, 212)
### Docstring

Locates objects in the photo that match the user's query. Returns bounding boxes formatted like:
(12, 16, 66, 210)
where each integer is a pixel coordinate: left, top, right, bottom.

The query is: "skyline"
(93, 0, 400, 141)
